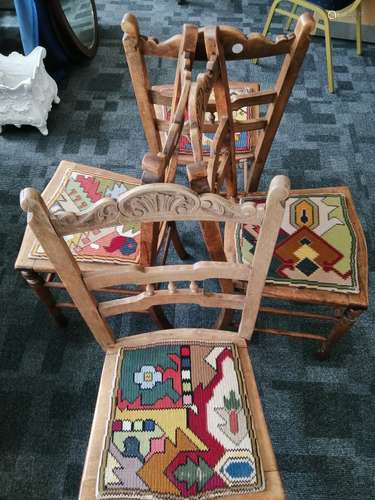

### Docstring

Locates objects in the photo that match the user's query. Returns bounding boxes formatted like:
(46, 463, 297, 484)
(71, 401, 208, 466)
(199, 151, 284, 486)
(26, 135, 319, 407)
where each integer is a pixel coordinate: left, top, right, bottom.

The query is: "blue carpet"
(0, 1, 374, 499)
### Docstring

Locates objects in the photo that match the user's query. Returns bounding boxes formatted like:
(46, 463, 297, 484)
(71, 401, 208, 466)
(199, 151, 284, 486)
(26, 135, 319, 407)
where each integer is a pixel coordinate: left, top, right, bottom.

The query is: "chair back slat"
(229, 89, 277, 110)
(99, 289, 244, 318)
(152, 87, 277, 111)
(84, 261, 251, 290)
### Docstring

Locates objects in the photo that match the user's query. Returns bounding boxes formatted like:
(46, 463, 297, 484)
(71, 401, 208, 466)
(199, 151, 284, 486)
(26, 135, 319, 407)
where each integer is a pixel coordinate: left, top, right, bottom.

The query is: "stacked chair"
(122, 12, 315, 193)
(16, 10, 368, 500)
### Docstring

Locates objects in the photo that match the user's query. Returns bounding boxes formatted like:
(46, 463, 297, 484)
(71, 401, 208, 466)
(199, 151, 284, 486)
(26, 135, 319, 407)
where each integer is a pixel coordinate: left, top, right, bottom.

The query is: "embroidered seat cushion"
(235, 193, 359, 293)
(97, 342, 264, 499)
(31, 167, 141, 265)
(155, 84, 257, 157)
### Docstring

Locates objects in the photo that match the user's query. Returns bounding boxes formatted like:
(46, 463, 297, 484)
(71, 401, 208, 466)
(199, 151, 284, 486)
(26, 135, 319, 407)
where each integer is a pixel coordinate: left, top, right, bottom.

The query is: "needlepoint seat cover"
(16, 161, 142, 271)
(96, 340, 268, 499)
(235, 191, 360, 294)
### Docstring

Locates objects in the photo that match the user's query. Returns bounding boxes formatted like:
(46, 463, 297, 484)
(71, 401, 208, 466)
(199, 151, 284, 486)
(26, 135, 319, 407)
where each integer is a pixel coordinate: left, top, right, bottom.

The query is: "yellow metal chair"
(259, 0, 363, 92)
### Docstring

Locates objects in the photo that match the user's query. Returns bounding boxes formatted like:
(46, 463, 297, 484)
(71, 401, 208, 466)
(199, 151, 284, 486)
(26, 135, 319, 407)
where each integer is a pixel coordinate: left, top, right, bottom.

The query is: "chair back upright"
(20, 175, 289, 350)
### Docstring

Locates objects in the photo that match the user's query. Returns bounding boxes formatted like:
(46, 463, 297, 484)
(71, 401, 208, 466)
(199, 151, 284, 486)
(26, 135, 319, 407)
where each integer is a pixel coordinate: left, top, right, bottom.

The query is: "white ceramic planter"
(0, 46, 60, 135)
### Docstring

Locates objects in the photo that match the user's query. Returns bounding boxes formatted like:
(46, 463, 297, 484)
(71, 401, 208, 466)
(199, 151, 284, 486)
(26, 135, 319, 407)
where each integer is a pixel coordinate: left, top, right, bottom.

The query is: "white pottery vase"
(0, 46, 60, 135)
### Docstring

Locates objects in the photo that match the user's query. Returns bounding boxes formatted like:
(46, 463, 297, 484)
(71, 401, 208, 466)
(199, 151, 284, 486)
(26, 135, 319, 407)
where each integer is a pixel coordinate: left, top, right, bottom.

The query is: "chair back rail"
(43, 183, 264, 236)
(98, 289, 245, 318)
(84, 261, 251, 290)
(20, 175, 289, 349)
(133, 25, 297, 61)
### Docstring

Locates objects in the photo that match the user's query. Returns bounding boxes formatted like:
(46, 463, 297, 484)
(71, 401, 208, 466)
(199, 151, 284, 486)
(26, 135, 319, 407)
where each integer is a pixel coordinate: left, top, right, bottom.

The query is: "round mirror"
(44, 0, 99, 61)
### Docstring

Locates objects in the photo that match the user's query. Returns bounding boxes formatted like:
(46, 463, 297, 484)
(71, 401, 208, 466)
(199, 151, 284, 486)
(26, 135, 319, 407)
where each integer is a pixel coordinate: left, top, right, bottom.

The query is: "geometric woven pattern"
(98, 343, 264, 498)
(31, 167, 141, 265)
(236, 193, 359, 293)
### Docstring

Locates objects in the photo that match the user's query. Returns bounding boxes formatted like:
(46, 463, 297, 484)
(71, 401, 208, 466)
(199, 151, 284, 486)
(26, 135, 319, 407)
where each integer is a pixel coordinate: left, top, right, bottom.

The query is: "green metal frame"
(258, 0, 363, 93)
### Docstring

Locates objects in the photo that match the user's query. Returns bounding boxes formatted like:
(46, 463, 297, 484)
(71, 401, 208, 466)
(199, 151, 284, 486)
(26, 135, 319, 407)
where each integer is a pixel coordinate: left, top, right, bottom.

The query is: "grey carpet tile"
(0, 1, 374, 499)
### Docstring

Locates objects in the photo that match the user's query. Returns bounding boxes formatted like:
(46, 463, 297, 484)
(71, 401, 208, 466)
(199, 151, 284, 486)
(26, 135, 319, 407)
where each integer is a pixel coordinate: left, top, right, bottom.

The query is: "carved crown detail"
(50, 184, 263, 235)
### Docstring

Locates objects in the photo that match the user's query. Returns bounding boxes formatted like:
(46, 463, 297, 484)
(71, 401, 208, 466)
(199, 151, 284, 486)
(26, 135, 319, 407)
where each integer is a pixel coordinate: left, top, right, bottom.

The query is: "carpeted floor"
(0, 1, 374, 499)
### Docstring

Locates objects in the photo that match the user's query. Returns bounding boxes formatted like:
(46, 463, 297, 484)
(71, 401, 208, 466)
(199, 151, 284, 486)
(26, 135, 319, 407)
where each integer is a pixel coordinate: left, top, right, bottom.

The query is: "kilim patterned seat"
(19, 174, 290, 499)
(92, 333, 281, 500)
(15, 161, 141, 277)
(236, 190, 359, 292)
(224, 186, 368, 359)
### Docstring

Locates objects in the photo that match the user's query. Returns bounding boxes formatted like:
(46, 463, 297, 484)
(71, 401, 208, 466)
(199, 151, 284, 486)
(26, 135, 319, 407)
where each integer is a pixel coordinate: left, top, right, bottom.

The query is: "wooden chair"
(19, 174, 290, 499)
(259, 0, 362, 93)
(14, 23, 208, 330)
(224, 186, 368, 359)
(187, 38, 368, 359)
(14, 40, 197, 329)
(15, 161, 180, 329)
(122, 12, 315, 192)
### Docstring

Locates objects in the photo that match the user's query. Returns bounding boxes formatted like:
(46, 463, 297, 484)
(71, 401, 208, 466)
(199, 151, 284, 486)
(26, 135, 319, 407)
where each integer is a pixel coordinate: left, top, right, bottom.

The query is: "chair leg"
(246, 157, 265, 193)
(159, 221, 191, 265)
(170, 221, 191, 260)
(285, 2, 298, 32)
(316, 307, 363, 360)
(199, 221, 234, 330)
(244, 160, 249, 194)
(356, 4, 363, 56)
(148, 306, 173, 329)
(159, 222, 172, 266)
(20, 269, 68, 327)
(253, 0, 282, 64)
(322, 14, 335, 93)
